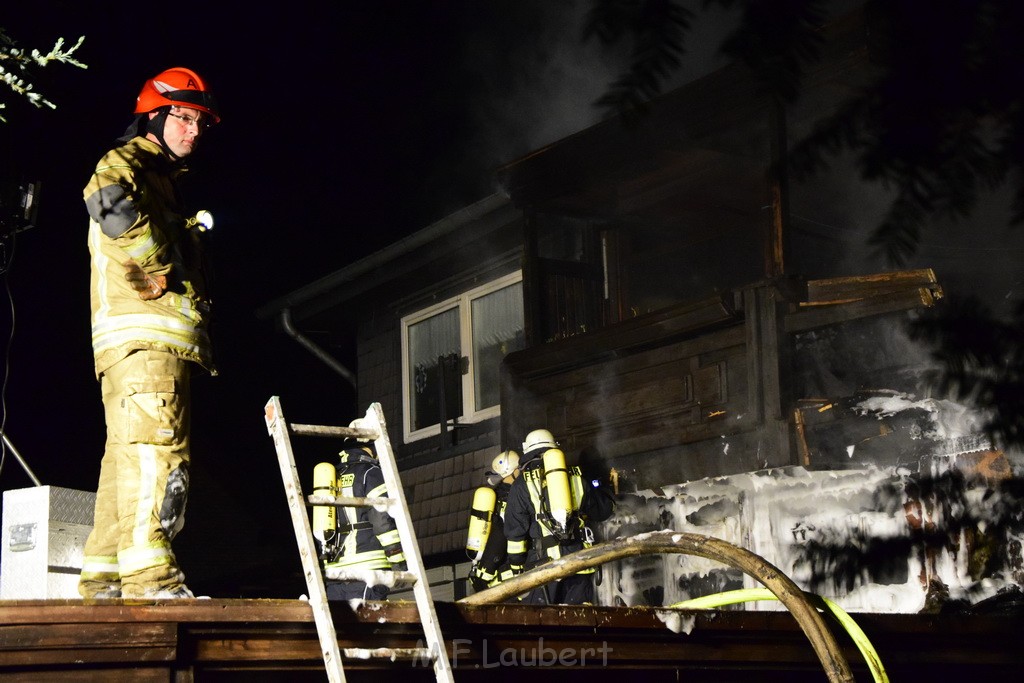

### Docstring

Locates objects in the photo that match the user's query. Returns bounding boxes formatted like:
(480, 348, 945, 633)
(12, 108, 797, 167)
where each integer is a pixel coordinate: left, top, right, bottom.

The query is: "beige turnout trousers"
(79, 350, 192, 598)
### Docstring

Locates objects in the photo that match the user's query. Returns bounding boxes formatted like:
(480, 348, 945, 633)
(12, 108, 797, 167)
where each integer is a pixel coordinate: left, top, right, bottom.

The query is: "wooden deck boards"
(1, 599, 1021, 681)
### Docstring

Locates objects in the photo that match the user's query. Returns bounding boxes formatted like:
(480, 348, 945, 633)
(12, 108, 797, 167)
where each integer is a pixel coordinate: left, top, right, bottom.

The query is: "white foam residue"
(655, 609, 696, 634)
(854, 391, 922, 418)
(836, 582, 926, 613)
(342, 648, 400, 661)
(853, 393, 992, 443)
(597, 457, 1023, 614)
(328, 568, 404, 587)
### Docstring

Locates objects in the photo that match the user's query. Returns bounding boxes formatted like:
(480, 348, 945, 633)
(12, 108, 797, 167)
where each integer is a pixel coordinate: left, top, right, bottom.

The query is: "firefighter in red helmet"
(78, 67, 220, 600)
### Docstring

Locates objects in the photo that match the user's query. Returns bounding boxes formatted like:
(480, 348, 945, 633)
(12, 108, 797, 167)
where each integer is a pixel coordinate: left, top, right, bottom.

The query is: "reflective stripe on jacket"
(84, 136, 214, 377)
(324, 449, 406, 573)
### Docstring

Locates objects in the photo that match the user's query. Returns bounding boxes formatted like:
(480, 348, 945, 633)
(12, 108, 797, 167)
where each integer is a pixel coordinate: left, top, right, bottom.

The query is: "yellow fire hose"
(672, 588, 888, 683)
(459, 530, 857, 683)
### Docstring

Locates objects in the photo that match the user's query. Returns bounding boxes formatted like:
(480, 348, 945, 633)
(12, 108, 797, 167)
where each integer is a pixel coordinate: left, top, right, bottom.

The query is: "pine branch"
(0, 29, 87, 123)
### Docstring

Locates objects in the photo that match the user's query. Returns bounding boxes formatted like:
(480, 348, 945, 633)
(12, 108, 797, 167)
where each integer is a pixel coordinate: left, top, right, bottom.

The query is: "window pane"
(409, 309, 462, 431)
(471, 282, 524, 411)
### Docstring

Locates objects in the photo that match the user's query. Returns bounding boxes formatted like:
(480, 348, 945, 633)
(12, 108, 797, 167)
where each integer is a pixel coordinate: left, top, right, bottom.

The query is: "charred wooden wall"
(501, 284, 794, 489)
(500, 271, 943, 490)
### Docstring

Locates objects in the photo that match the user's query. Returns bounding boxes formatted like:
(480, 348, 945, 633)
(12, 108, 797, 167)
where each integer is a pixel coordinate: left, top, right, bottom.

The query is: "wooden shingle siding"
(402, 446, 498, 556)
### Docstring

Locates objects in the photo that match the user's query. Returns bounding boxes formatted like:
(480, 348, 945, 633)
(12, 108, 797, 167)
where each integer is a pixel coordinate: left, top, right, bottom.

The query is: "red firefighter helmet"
(134, 67, 220, 123)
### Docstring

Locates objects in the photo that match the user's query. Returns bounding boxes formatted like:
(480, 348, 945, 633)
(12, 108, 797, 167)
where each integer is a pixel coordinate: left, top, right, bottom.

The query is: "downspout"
(279, 308, 357, 389)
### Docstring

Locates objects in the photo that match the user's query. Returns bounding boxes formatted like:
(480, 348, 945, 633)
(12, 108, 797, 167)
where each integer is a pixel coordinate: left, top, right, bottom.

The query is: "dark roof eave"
(256, 193, 514, 321)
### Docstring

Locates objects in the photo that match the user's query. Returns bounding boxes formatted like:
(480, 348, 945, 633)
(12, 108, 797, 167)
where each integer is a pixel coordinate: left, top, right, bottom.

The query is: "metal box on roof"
(1, 486, 95, 599)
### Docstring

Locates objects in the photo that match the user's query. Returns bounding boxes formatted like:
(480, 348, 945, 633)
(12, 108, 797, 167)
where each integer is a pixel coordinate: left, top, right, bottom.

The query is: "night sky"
(0, 1, 679, 595)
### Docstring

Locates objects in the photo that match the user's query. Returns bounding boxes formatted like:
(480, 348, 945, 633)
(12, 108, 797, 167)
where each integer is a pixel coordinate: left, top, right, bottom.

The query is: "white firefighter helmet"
(491, 450, 520, 479)
(522, 428, 557, 454)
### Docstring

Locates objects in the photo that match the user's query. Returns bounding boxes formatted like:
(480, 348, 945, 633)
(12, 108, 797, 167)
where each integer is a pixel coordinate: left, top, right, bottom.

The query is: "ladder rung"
(325, 568, 419, 586)
(343, 647, 435, 662)
(308, 493, 395, 509)
(289, 422, 379, 440)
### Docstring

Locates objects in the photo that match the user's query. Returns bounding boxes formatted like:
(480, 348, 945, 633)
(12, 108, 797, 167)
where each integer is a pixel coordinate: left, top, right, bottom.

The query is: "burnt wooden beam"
(742, 283, 794, 466)
(785, 286, 943, 334)
(803, 269, 941, 304)
(767, 99, 789, 279)
(522, 209, 541, 348)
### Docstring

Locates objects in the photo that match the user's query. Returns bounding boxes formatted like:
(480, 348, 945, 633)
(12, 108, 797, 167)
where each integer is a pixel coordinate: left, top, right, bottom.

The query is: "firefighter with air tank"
(466, 450, 521, 593)
(503, 429, 614, 605)
(311, 421, 407, 601)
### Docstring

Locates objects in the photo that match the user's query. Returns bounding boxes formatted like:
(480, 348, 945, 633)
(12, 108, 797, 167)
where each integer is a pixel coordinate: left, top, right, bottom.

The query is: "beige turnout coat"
(84, 136, 214, 377)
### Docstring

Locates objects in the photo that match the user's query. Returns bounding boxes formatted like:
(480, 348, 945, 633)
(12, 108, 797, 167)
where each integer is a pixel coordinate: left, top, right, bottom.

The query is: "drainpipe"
(279, 308, 357, 389)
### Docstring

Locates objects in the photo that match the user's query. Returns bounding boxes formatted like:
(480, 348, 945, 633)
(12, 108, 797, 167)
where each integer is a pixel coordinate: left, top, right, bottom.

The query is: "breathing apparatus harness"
(312, 448, 378, 564)
(522, 450, 592, 548)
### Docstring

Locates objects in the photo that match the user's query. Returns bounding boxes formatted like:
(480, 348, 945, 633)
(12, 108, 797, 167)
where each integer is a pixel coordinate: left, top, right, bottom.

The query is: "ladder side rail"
(264, 396, 347, 683)
(363, 402, 455, 683)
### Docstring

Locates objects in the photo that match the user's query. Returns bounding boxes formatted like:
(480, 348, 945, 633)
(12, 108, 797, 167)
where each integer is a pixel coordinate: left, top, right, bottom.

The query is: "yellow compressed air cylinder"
(543, 448, 573, 528)
(466, 486, 497, 560)
(312, 462, 337, 543)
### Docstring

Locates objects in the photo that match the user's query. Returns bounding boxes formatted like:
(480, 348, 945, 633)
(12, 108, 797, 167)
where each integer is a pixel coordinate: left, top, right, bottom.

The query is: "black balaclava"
(116, 108, 182, 162)
(116, 114, 147, 143)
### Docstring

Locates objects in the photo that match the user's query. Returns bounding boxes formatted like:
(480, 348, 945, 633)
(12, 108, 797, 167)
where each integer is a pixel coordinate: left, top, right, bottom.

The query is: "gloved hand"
(123, 261, 166, 300)
(390, 560, 408, 572)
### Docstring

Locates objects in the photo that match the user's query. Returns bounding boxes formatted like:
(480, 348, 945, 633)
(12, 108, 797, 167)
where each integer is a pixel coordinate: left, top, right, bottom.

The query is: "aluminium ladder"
(263, 396, 454, 683)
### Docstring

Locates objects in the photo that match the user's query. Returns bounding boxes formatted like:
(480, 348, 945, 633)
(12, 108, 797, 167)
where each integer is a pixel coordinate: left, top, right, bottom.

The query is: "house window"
(401, 272, 524, 441)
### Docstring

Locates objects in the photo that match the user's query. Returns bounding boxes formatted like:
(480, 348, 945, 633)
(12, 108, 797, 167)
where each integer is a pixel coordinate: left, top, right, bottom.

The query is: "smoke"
(789, 150, 895, 279)
(454, 1, 740, 195)
(905, 178, 1024, 317)
(458, 0, 876, 187)
(790, 111, 1024, 318)
(454, 1, 625, 189)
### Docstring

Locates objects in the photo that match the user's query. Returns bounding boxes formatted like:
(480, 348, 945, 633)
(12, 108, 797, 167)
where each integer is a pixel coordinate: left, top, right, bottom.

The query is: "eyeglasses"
(167, 111, 211, 130)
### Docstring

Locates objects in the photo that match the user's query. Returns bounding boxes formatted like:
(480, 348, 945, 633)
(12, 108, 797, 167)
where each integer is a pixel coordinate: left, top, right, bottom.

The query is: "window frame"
(400, 270, 523, 442)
